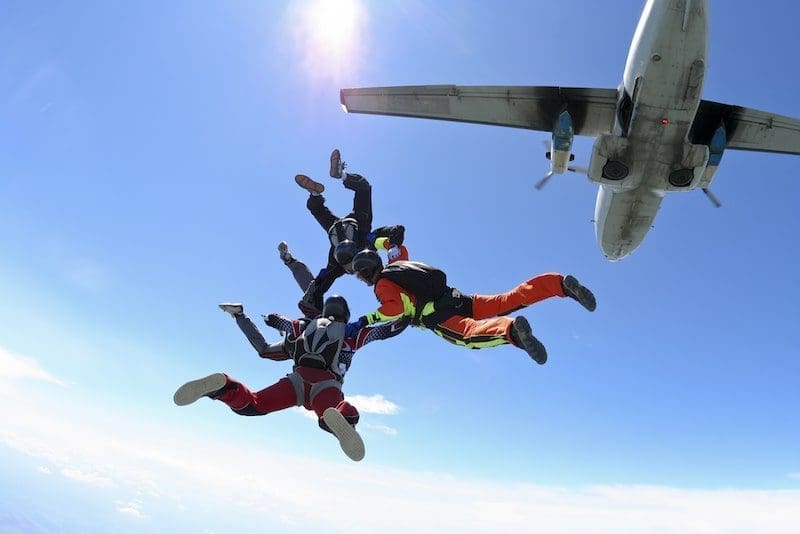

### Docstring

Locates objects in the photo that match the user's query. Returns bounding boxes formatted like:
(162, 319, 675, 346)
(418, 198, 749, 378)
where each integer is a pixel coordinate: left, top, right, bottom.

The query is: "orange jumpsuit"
(364, 263, 566, 349)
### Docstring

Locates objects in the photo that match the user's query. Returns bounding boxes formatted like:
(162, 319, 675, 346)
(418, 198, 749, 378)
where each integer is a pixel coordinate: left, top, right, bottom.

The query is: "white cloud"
(1, 343, 799, 532)
(363, 423, 398, 436)
(348, 394, 400, 415)
(60, 468, 115, 488)
(36, 465, 52, 475)
(0, 347, 65, 386)
(116, 500, 145, 519)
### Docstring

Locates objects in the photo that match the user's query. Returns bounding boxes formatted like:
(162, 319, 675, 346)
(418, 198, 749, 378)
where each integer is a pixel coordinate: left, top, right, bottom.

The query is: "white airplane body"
(340, 0, 800, 260)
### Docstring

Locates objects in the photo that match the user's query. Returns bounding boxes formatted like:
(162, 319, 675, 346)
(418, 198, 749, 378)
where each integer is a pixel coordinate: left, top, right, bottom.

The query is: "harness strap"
(286, 372, 305, 407)
(309, 379, 343, 405)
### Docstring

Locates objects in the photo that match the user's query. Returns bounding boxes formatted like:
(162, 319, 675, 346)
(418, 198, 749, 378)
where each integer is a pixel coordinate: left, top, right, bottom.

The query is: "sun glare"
(307, 0, 358, 54)
(293, 0, 364, 83)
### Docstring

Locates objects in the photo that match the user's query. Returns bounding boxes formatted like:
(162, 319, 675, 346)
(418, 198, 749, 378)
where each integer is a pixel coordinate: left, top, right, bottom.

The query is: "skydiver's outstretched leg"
(470, 273, 567, 319)
(433, 315, 547, 365)
(218, 304, 285, 357)
(173, 373, 299, 416)
(323, 406, 365, 462)
(213, 375, 298, 416)
(277, 241, 314, 292)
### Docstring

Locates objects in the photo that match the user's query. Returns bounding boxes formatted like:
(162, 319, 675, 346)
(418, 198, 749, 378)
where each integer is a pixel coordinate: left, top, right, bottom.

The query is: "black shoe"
(562, 275, 596, 312)
(511, 316, 547, 365)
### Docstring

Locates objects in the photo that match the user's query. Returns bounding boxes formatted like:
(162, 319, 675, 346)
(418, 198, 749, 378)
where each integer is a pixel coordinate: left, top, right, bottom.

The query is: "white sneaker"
(277, 241, 294, 264)
(218, 303, 243, 317)
(323, 407, 365, 461)
(173, 373, 227, 406)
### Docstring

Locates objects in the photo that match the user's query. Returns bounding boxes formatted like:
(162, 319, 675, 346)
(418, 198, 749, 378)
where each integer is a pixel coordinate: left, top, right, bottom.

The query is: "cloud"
(116, 500, 145, 519)
(36, 466, 52, 475)
(0, 343, 798, 532)
(363, 423, 398, 436)
(348, 394, 400, 415)
(0, 347, 65, 386)
(60, 468, 115, 488)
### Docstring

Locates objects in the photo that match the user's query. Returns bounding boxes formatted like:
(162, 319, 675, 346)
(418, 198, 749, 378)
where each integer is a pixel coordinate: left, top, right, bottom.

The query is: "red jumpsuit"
(212, 313, 409, 431)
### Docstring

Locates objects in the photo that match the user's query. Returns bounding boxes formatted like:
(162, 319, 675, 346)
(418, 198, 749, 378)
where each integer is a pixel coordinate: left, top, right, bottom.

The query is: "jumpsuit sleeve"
(264, 313, 304, 338)
(351, 317, 412, 350)
(361, 279, 412, 324)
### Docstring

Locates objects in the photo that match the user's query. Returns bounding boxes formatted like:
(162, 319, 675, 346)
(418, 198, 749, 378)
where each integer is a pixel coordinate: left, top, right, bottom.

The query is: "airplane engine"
(587, 134, 636, 191)
(664, 142, 709, 191)
(549, 110, 575, 174)
(698, 125, 726, 188)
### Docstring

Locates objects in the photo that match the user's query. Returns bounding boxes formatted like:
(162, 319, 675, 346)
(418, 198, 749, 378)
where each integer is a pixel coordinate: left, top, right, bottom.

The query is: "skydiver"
(290, 148, 405, 316)
(173, 295, 409, 461)
(348, 250, 597, 364)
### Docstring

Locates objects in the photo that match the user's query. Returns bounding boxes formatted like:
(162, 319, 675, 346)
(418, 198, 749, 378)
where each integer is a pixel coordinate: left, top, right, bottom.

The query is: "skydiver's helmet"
(322, 295, 350, 323)
(352, 249, 383, 286)
(328, 218, 359, 273)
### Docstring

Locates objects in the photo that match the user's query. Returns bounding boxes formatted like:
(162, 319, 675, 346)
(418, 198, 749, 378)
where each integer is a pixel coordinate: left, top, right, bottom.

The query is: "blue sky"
(1, 0, 799, 531)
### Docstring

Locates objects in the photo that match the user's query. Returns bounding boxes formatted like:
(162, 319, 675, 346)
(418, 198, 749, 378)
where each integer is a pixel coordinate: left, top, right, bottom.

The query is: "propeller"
(702, 188, 722, 208)
(535, 171, 555, 190)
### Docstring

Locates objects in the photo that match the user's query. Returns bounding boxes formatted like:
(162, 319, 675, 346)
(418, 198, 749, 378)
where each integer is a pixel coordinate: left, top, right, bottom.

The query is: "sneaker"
(277, 241, 294, 264)
(295, 174, 325, 194)
(562, 275, 597, 312)
(322, 407, 365, 461)
(173, 373, 227, 406)
(218, 303, 244, 317)
(329, 149, 346, 179)
(511, 316, 548, 365)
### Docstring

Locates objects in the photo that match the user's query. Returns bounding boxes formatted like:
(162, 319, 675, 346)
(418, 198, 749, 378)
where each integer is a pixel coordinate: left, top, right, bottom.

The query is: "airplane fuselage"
(590, 0, 709, 260)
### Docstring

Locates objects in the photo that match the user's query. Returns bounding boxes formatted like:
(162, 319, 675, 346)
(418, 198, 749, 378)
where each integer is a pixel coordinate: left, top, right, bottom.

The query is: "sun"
(306, 0, 359, 55)
(293, 0, 365, 82)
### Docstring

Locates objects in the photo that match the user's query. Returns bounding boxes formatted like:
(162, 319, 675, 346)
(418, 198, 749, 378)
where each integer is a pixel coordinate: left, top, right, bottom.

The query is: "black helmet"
(328, 218, 358, 247)
(352, 249, 383, 281)
(322, 295, 350, 323)
(333, 240, 359, 268)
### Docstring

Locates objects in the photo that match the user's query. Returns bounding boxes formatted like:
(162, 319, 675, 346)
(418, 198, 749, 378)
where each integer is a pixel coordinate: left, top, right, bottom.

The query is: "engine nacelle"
(587, 134, 636, 191)
(698, 125, 726, 188)
(549, 110, 575, 174)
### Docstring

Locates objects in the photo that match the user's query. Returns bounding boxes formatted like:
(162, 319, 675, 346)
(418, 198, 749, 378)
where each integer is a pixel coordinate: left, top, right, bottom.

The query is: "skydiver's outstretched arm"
(347, 316, 412, 350)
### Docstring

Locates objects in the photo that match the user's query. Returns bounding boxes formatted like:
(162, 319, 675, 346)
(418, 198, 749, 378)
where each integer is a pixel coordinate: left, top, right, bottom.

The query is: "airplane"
(339, 0, 800, 261)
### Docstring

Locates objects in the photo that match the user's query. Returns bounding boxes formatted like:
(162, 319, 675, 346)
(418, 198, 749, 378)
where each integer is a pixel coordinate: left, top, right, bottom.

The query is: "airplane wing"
(340, 85, 619, 137)
(691, 100, 800, 155)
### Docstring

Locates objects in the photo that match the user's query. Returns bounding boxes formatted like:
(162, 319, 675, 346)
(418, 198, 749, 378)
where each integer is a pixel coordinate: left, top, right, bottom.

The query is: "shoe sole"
(512, 316, 547, 365)
(174, 373, 227, 406)
(563, 275, 597, 312)
(218, 303, 243, 316)
(295, 174, 325, 194)
(329, 149, 342, 178)
(323, 407, 365, 461)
